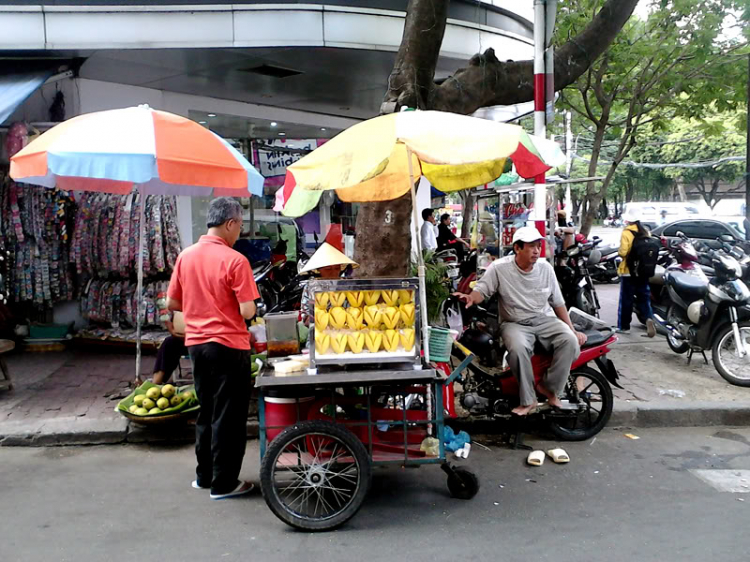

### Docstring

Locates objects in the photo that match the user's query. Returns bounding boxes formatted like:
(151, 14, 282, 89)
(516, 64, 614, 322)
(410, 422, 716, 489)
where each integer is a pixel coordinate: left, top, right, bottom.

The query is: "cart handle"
(443, 340, 475, 386)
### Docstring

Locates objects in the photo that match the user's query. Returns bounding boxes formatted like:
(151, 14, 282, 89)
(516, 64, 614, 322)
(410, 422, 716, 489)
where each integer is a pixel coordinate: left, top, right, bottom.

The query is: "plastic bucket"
(264, 396, 315, 441)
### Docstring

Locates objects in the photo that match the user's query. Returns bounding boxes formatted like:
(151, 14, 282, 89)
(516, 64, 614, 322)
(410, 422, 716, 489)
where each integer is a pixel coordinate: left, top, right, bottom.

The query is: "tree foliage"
(559, 0, 749, 235)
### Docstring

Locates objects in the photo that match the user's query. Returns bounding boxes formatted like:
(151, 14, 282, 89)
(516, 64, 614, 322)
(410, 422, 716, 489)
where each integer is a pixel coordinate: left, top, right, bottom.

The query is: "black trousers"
(189, 342, 252, 494)
(152, 335, 187, 379)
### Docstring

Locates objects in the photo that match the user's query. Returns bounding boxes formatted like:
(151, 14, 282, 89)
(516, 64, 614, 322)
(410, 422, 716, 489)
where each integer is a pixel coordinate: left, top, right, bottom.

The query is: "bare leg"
(536, 384, 563, 408)
(153, 371, 166, 384)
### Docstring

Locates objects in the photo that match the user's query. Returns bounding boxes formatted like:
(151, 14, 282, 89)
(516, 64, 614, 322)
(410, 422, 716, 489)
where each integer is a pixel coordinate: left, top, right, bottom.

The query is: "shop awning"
(0, 71, 52, 125)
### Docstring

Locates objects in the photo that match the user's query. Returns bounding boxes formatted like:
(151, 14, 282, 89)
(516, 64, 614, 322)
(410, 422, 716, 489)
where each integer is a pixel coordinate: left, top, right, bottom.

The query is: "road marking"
(690, 469, 750, 493)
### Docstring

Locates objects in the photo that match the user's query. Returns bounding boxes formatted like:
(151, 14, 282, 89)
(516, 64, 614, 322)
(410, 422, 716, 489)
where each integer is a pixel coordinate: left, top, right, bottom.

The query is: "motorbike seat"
(666, 270, 708, 301)
(599, 246, 618, 257)
(580, 327, 613, 348)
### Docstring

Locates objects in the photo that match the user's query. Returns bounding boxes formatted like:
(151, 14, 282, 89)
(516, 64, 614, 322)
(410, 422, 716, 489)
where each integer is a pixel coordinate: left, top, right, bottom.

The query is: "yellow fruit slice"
(314, 292, 329, 309)
(346, 307, 364, 330)
(382, 306, 400, 329)
(364, 290, 381, 306)
(398, 290, 414, 305)
(315, 332, 331, 354)
(329, 306, 347, 329)
(329, 291, 347, 307)
(347, 331, 365, 354)
(346, 291, 364, 307)
(314, 308, 330, 331)
(383, 329, 400, 352)
(399, 303, 415, 327)
(400, 328, 415, 351)
(365, 330, 383, 353)
(382, 290, 399, 306)
(330, 333, 348, 354)
(364, 305, 383, 328)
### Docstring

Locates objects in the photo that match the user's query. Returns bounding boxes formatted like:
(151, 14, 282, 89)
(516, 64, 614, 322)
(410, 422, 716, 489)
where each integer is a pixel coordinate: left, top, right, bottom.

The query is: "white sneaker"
(616, 328, 630, 334)
(210, 480, 255, 500)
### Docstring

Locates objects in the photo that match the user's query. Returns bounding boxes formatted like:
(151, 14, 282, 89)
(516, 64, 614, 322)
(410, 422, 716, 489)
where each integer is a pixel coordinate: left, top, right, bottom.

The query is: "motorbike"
(586, 238, 621, 284)
(651, 233, 750, 386)
(446, 300, 619, 441)
(554, 240, 601, 318)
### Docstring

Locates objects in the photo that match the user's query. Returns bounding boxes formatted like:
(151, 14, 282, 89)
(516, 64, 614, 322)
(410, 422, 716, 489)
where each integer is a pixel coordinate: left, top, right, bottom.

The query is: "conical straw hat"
(300, 242, 358, 273)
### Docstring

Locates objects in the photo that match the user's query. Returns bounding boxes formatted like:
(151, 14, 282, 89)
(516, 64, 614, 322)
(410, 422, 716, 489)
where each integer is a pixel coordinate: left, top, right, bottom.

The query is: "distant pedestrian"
(421, 208, 438, 251)
(617, 220, 657, 337)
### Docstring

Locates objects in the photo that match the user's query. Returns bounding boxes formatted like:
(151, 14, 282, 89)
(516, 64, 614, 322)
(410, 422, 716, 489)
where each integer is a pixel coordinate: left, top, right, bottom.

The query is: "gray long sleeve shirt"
(475, 255, 565, 323)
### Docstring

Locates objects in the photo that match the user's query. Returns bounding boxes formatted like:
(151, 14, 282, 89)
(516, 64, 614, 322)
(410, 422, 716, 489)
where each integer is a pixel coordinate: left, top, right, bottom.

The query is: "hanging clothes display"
(0, 177, 76, 307)
(72, 193, 181, 329)
(71, 192, 181, 279)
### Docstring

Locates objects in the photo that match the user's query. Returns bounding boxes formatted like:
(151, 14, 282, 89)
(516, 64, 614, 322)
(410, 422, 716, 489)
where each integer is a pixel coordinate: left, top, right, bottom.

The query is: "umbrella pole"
(406, 148, 430, 364)
(135, 186, 146, 385)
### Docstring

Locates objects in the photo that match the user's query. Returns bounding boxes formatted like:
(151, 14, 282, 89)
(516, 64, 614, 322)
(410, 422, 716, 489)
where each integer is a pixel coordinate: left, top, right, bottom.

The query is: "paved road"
(2, 427, 750, 562)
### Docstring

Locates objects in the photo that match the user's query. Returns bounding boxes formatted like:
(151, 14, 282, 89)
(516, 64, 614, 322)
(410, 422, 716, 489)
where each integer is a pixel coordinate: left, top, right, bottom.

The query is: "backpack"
(627, 233, 660, 279)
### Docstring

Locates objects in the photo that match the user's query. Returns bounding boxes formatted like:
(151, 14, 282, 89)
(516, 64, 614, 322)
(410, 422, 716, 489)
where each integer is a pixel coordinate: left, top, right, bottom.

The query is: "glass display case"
(307, 277, 422, 372)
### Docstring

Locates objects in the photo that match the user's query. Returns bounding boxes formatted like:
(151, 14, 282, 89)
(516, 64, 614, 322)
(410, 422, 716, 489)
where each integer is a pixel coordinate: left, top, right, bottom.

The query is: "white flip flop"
(547, 448, 570, 464)
(527, 450, 545, 466)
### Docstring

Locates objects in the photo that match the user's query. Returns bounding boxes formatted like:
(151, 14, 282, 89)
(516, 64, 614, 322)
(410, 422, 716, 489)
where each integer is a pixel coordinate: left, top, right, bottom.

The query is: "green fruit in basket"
(156, 397, 170, 410)
(170, 395, 183, 407)
(180, 390, 193, 401)
(133, 394, 146, 406)
(148, 407, 162, 415)
(142, 398, 156, 410)
(146, 387, 161, 400)
(134, 407, 149, 416)
(128, 405, 139, 413)
(161, 384, 176, 399)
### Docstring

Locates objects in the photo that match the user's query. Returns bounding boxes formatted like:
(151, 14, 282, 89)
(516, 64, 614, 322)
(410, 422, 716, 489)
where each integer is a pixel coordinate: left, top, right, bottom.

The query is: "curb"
(3, 402, 750, 446)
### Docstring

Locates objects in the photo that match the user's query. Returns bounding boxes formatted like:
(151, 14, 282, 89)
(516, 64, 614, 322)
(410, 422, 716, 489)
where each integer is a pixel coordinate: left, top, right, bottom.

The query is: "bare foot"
(536, 384, 563, 408)
(512, 403, 539, 416)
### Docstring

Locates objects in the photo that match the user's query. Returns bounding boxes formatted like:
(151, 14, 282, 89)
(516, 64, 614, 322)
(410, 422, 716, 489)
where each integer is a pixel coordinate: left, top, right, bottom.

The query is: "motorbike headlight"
(724, 280, 750, 303)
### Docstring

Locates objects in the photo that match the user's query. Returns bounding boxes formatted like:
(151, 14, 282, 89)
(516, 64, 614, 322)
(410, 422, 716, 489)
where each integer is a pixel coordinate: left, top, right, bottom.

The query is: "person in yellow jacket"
(617, 220, 657, 337)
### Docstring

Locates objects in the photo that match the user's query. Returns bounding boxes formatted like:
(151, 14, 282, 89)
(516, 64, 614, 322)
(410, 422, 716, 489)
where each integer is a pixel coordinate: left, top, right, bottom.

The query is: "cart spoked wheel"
(260, 420, 371, 531)
(442, 464, 480, 500)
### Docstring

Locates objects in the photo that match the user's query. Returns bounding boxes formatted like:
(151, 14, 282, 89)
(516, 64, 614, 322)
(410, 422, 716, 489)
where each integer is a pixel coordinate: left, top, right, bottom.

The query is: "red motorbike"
(441, 299, 619, 441)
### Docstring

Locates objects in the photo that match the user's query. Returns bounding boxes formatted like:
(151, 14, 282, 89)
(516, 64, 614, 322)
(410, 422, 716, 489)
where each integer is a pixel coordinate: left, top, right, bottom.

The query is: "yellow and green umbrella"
(276, 110, 565, 359)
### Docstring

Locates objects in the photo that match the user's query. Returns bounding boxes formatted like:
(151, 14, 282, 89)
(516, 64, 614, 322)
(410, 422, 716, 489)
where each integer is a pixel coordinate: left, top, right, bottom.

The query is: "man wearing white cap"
(456, 226, 587, 416)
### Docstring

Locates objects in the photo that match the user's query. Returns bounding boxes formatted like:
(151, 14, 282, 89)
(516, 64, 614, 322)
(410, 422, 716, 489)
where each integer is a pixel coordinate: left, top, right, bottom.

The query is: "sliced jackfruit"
(346, 307, 364, 330)
(314, 308, 330, 331)
(363, 290, 382, 306)
(329, 306, 347, 329)
(364, 305, 383, 328)
(315, 332, 331, 354)
(365, 330, 383, 353)
(399, 328, 415, 351)
(328, 291, 347, 307)
(347, 331, 365, 354)
(346, 291, 364, 307)
(383, 329, 400, 352)
(382, 306, 400, 330)
(330, 333, 348, 354)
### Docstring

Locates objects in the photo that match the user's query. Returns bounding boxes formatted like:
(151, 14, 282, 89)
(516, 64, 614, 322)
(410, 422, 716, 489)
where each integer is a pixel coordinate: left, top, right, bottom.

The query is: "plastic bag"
(445, 301, 464, 338)
(443, 426, 471, 452)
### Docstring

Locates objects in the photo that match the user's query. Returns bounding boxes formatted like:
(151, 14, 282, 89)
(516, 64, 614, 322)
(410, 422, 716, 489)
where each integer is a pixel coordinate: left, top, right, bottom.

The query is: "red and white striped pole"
(533, 0, 556, 256)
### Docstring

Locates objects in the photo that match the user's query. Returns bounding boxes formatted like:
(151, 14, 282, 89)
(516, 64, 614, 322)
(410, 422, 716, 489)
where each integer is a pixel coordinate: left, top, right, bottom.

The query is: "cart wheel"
(260, 420, 371, 531)
(447, 468, 479, 500)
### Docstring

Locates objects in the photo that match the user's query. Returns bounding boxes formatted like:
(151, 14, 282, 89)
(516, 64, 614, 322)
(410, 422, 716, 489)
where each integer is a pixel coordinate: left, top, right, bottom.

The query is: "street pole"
(745, 53, 749, 237)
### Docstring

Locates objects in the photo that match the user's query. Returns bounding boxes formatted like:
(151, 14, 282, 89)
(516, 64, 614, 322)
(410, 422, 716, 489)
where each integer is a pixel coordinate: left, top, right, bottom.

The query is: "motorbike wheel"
(712, 322, 750, 387)
(548, 366, 613, 441)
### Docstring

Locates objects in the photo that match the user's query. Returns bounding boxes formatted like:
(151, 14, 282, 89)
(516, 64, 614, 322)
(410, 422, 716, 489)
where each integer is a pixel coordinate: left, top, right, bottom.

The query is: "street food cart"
(255, 278, 477, 531)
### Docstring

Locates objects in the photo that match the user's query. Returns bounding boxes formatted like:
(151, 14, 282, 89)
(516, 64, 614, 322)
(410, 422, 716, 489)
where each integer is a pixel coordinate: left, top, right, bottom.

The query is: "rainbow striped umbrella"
(10, 105, 263, 197)
(10, 105, 264, 381)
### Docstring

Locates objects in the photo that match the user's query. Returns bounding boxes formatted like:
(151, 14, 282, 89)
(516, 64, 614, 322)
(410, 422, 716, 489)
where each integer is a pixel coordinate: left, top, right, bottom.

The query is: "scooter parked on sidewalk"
(554, 241, 601, 318)
(446, 300, 617, 441)
(652, 233, 750, 386)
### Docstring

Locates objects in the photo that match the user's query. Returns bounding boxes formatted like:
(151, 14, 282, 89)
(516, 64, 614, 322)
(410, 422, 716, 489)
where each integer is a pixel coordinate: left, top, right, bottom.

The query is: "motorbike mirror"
(720, 234, 735, 243)
(676, 231, 687, 239)
(255, 301, 267, 318)
(587, 249, 602, 265)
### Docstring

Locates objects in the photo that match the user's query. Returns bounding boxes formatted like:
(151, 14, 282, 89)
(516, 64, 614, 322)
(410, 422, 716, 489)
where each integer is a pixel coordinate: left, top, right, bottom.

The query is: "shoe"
(192, 480, 209, 490)
(210, 480, 255, 500)
(616, 328, 630, 334)
(646, 318, 656, 338)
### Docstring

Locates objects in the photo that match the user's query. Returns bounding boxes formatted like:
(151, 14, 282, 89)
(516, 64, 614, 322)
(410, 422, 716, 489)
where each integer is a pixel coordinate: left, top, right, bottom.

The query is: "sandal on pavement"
(527, 450, 545, 466)
(547, 448, 570, 464)
(210, 480, 255, 500)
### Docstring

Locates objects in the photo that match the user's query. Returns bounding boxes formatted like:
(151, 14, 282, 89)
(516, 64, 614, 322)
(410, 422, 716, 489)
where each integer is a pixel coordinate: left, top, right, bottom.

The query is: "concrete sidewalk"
(1, 284, 749, 446)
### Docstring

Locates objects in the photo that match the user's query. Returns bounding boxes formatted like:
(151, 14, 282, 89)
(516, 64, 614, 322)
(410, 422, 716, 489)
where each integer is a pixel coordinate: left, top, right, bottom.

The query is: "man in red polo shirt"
(167, 197, 259, 500)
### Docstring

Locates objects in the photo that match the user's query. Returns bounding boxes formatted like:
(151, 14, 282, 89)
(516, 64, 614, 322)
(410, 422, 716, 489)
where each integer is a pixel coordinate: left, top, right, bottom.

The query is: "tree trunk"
(357, 0, 640, 276)
(460, 192, 475, 239)
(353, 191, 414, 277)
(580, 124, 607, 236)
(625, 178, 635, 203)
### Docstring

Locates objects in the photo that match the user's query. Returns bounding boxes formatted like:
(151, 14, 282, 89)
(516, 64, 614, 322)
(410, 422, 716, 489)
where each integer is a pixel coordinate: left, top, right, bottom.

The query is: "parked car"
(652, 219, 746, 249)
(621, 202, 703, 230)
